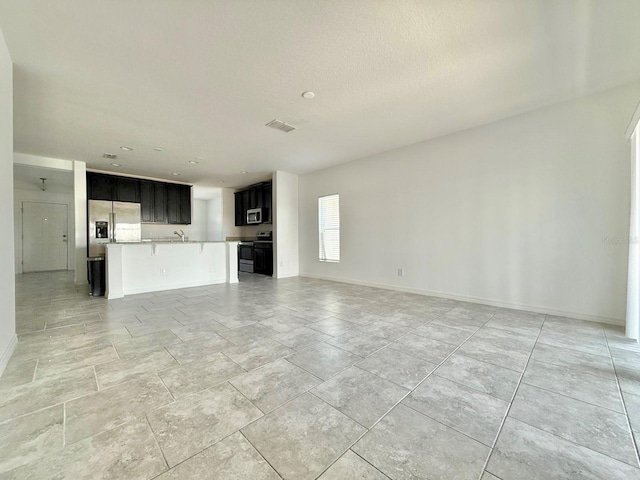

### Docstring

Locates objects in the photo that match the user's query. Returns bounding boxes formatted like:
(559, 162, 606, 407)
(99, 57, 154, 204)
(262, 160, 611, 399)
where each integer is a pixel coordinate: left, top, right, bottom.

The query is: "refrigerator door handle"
(108, 212, 114, 242)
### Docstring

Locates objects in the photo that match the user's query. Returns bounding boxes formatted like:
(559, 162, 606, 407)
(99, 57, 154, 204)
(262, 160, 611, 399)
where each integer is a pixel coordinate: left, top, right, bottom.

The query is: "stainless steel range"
(238, 240, 255, 273)
(238, 231, 273, 275)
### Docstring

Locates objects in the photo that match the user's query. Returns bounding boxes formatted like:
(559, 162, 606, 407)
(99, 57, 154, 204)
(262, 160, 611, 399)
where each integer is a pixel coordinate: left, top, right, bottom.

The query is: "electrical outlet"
(398, 268, 404, 277)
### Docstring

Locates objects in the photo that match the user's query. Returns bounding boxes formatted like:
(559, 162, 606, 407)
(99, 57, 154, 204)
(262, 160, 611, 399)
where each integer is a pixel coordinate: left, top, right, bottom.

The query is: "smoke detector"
(103, 153, 118, 159)
(265, 119, 296, 133)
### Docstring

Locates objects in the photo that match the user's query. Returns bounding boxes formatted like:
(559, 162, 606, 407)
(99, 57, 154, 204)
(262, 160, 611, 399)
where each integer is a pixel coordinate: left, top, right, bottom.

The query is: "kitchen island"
(105, 241, 238, 299)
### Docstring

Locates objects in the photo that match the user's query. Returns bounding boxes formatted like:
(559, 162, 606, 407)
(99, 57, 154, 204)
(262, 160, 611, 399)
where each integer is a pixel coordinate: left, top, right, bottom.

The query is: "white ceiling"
(1, 1, 640, 188)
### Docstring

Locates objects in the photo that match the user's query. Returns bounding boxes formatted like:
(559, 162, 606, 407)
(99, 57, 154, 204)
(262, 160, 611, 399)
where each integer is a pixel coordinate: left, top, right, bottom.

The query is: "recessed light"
(189, 160, 199, 165)
(301, 91, 315, 99)
(171, 172, 181, 176)
(120, 146, 133, 151)
(153, 147, 163, 152)
(241, 171, 248, 174)
(111, 163, 121, 167)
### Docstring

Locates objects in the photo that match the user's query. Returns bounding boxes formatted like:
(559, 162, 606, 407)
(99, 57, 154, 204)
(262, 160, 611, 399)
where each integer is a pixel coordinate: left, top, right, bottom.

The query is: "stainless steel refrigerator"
(88, 200, 142, 257)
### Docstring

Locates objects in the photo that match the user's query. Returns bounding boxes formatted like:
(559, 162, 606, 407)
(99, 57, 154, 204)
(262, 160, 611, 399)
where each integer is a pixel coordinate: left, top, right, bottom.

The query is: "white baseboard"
(299, 272, 624, 327)
(0, 334, 18, 378)
(276, 272, 299, 279)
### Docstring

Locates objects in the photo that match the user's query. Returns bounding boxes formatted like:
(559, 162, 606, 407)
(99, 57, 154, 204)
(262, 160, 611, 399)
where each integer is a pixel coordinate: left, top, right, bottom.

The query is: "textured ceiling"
(1, 0, 640, 188)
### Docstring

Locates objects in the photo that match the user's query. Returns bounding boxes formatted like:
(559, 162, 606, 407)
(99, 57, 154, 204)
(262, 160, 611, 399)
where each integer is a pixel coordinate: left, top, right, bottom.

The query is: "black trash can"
(87, 257, 106, 297)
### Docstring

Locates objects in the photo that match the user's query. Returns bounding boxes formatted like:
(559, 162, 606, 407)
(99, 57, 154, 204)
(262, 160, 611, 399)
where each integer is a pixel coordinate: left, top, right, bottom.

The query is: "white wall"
(274, 171, 299, 278)
(206, 189, 223, 241)
(73, 161, 87, 284)
(0, 26, 16, 375)
(13, 187, 75, 274)
(222, 188, 242, 239)
(299, 83, 640, 324)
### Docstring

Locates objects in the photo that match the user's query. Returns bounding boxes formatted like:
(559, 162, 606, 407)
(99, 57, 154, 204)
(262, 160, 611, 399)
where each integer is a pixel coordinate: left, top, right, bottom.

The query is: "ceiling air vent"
(265, 119, 296, 133)
(102, 153, 118, 159)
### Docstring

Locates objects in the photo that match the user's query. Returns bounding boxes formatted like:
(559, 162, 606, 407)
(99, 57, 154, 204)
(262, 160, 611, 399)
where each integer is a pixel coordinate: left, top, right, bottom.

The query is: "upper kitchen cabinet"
(234, 191, 245, 226)
(234, 180, 273, 226)
(87, 172, 189, 225)
(140, 181, 167, 223)
(178, 184, 191, 224)
(86, 172, 115, 201)
(166, 183, 192, 225)
(259, 182, 272, 223)
(115, 176, 140, 203)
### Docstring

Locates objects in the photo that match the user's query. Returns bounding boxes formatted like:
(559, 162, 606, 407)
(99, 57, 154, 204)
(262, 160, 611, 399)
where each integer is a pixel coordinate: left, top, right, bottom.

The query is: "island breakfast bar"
(105, 241, 239, 299)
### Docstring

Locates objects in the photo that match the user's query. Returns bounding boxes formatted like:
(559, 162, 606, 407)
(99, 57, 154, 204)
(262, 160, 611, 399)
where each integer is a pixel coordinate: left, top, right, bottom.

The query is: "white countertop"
(106, 240, 235, 245)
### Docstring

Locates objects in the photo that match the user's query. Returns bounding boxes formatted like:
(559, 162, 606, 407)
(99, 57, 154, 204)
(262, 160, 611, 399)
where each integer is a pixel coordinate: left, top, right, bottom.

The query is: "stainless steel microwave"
(247, 208, 262, 224)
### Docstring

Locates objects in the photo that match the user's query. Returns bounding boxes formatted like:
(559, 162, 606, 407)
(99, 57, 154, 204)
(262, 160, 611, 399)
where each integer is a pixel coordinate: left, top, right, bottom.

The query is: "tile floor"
(1, 271, 640, 479)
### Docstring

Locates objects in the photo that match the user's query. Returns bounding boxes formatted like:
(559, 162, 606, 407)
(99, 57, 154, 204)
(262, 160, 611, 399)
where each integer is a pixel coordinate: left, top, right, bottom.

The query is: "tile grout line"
(146, 389, 277, 477)
(349, 449, 392, 480)
(477, 314, 546, 479)
(311, 313, 499, 479)
(484, 399, 640, 469)
(239, 431, 284, 479)
(155, 373, 177, 402)
(162, 346, 180, 366)
(144, 414, 171, 471)
(603, 328, 640, 467)
(31, 358, 39, 382)
(400, 400, 500, 449)
(111, 341, 121, 359)
(482, 323, 640, 473)
(92, 365, 100, 391)
(0, 387, 97, 427)
(516, 378, 627, 415)
(62, 402, 66, 447)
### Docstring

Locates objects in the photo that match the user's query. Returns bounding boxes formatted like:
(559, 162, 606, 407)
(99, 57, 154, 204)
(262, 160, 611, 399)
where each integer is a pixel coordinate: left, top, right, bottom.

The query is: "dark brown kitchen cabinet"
(178, 185, 191, 224)
(166, 184, 191, 225)
(87, 173, 115, 201)
(248, 189, 258, 209)
(260, 183, 272, 223)
(154, 183, 167, 223)
(140, 181, 167, 223)
(242, 190, 252, 215)
(253, 243, 273, 276)
(88, 172, 189, 225)
(234, 180, 272, 226)
(234, 192, 245, 226)
(115, 177, 140, 203)
(140, 181, 154, 222)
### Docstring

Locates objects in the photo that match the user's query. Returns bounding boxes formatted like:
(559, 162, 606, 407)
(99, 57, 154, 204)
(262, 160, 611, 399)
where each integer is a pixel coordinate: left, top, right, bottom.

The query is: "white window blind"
(319, 194, 340, 262)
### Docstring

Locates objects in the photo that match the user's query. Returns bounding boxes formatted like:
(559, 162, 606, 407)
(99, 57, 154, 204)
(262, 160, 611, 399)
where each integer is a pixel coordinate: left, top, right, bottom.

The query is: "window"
(319, 194, 340, 262)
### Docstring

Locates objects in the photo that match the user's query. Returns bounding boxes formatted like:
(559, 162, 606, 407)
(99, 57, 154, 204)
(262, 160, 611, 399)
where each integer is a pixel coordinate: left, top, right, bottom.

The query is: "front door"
(22, 201, 68, 272)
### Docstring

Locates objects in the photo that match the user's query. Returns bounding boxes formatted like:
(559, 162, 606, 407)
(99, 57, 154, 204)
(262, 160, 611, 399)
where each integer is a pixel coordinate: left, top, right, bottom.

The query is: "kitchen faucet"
(174, 229, 185, 242)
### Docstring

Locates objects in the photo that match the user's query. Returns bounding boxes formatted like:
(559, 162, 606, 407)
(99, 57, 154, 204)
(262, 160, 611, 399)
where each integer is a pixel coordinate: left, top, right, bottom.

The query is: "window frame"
(318, 193, 340, 263)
